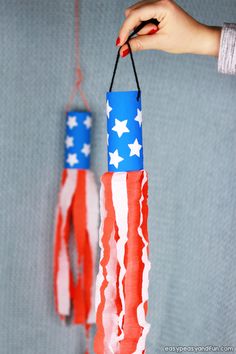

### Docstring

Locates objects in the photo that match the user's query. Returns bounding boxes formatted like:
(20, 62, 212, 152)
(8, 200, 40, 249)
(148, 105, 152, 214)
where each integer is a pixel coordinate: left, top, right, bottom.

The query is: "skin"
(117, 0, 221, 57)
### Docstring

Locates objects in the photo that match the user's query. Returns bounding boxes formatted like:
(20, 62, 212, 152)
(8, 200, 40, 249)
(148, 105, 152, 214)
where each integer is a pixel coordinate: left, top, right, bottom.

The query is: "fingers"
(118, 4, 158, 46)
(137, 23, 159, 35)
(120, 33, 161, 56)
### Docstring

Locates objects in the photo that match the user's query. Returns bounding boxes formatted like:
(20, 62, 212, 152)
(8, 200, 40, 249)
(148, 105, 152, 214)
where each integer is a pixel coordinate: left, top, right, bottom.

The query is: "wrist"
(194, 25, 221, 56)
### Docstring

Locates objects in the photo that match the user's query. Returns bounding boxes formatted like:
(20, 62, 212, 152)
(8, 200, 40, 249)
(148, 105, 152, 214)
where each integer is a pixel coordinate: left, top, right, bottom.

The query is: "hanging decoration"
(53, 0, 98, 352)
(94, 20, 158, 354)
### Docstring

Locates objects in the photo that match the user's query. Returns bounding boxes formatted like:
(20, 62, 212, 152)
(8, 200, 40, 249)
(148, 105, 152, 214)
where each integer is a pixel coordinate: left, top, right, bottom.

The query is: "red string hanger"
(53, 1, 98, 353)
(65, 0, 90, 112)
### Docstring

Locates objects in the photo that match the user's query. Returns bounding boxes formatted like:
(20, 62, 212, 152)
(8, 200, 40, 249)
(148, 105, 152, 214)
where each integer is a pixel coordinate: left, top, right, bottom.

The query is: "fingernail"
(148, 27, 158, 35)
(121, 48, 130, 57)
(116, 37, 120, 46)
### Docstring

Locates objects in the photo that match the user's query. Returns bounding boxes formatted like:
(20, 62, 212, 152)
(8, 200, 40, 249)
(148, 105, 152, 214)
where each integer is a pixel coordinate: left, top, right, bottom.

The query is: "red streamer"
(53, 169, 98, 348)
(94, 170, 151, 354)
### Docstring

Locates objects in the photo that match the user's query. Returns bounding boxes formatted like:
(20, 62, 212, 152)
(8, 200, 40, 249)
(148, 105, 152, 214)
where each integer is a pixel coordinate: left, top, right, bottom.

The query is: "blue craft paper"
(106, 90, 143, 172)
(64, 111, 92, 169)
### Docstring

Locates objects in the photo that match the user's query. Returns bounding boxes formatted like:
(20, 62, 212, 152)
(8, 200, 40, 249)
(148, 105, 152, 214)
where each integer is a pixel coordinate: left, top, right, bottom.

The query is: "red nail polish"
(122, 48, 130, 57)
(148, 27, 158, 35)
(116, 37, 120, 46)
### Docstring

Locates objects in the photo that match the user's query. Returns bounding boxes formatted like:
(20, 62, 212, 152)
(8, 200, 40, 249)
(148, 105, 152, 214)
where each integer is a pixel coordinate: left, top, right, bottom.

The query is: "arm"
(116, 0, 236, 75)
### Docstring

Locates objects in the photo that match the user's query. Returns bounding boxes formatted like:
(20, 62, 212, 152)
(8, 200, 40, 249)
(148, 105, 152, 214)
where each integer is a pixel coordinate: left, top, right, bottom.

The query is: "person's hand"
(116, 0, 221, 57)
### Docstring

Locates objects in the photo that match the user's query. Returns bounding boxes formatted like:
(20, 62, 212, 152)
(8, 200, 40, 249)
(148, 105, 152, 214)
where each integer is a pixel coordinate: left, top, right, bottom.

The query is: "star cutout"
(134, 109, 142, 127)
(109, 149, 124, 169)
(66, 153, 79, 167)
(65, 136, 74, 149)
(67, 116, 78, 129)
(83, 115, 92, 129)
(128, 138, 142, 157)
(112, 119, 130, 138)
(81, 143, 91, 157)
(106, 100, 112, 119)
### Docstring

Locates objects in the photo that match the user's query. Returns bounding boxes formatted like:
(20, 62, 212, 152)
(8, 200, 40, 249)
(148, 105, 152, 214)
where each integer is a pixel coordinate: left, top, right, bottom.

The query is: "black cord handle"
(109, 19, 159, 100)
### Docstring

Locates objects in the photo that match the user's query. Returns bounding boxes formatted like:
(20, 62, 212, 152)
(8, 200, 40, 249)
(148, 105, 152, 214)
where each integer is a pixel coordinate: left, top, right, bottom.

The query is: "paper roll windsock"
(107, 91, 143, 172)
(53, 111, 99, 328)
(95, 92, 151, 354)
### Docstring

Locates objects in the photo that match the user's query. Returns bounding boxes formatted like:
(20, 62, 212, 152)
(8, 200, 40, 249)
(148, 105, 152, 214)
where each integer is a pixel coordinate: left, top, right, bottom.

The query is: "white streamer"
(111, 172, 128, 342)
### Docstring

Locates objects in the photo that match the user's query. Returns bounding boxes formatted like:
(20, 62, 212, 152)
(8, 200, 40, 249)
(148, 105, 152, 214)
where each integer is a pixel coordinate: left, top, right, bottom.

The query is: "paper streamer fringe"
(53, 169, 99, 325)
(95, 170, 150, 354)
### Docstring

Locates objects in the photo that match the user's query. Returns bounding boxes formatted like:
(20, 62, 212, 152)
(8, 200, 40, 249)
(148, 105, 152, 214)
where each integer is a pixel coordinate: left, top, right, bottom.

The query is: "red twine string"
(65, 0, 91, 112)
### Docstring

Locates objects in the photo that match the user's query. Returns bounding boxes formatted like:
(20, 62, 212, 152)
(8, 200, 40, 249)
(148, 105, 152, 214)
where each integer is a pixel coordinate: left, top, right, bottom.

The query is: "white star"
(67, 116, 78, 129)
(83, 115, 92, 129)
(66, 153, 79, 167)
(134, 109, 142, 127)
(128, 138, 142, 157)
(81, 143, 90, 157)
(112, 119, 130, 138)
(106, 100, 112, 119)
(109, 149, 124, 169)
(65, 136, 74, 148)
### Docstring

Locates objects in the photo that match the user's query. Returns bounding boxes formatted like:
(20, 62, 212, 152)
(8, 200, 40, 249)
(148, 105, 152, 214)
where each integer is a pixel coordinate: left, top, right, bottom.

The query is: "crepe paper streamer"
(94, 89, 151, 354)
(53, 112, 99, 345)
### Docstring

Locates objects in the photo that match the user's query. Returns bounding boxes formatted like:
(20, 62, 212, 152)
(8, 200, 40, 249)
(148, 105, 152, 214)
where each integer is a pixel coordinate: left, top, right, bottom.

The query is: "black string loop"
(109, 19, 159, 101)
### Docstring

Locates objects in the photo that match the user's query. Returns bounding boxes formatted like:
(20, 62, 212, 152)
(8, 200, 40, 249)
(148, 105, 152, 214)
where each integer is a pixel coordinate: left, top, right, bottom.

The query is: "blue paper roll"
(106, 91, 143, 172)
(64, 111, 92, 169)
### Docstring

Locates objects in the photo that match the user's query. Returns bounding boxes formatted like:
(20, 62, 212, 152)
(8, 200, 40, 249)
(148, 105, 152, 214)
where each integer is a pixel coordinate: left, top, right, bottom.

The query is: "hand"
(116, 0, 221, 57)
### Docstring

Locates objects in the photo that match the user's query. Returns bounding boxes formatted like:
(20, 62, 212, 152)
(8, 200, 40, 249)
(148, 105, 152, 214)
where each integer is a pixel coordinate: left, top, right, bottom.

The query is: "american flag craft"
(94, 90, 151, 353)
(53, 111, 98, 333)
(53, 0, 99, 352)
